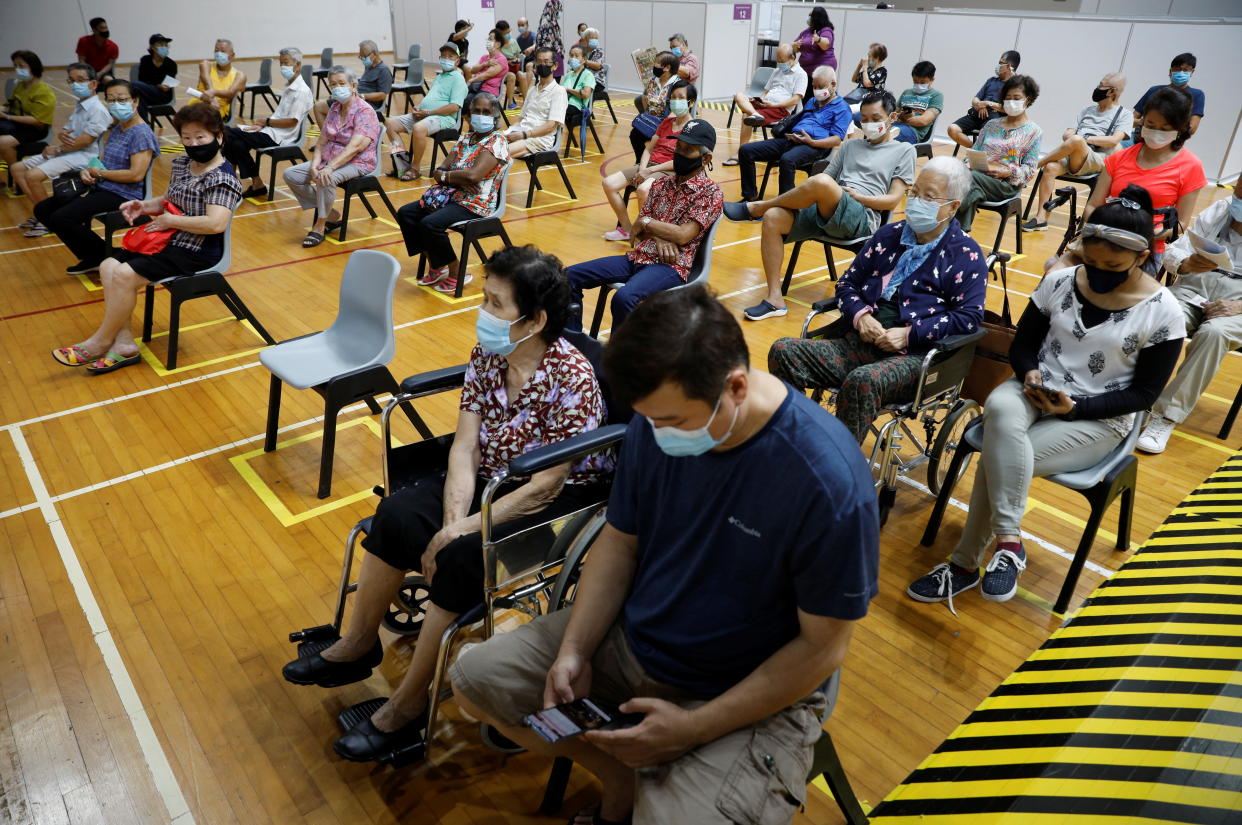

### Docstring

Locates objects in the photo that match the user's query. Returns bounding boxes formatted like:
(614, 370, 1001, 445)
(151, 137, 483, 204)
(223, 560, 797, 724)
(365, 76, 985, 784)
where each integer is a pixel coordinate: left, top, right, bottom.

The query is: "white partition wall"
(699, 3, 759, 102)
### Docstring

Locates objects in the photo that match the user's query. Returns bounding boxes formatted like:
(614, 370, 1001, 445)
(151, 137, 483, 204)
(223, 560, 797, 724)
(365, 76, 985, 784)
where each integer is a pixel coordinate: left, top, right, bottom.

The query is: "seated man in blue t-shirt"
(947, 50, 1019, 148)
(1133, 51, 1205, 137)
(736, 65, 851, 202)
(450, 286, 879, 825)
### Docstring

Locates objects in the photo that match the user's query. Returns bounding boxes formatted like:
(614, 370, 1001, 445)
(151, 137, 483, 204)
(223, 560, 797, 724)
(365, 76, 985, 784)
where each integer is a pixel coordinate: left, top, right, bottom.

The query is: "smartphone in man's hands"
(525, 698, 643, 744)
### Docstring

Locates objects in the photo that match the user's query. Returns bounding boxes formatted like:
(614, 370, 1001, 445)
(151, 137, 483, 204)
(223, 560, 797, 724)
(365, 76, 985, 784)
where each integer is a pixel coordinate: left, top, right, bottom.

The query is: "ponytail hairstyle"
(484, 245, 572, 343)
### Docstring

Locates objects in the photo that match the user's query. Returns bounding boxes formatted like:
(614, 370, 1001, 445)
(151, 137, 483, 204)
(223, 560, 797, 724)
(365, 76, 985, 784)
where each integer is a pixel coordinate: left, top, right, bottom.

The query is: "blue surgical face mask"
(568, 57, 581, 70)
(588, 39, 599, 48)
(476, 307, 534, 356)
(281, 65, 295, 81)
(470, 113, 495, 132)
(668, 98, 689, 116)
(440, 58, 457, 72)
(15, 67, 31, 80)
(361, 54, 372, 68)
(215, 51, 230, 66)
(108, 101, 134, 121)
(71, 81, 93, 99)
(155, 46, 169, 58)
(671, 47, 683, 57)
(1171, 70, 1191, 86)
(647, 394, 739, 458)
(912, 82, 929, 93)
(330, 85, 352, 103)
(1229, 197, 1242, 223)
(905, 197, 948, 233)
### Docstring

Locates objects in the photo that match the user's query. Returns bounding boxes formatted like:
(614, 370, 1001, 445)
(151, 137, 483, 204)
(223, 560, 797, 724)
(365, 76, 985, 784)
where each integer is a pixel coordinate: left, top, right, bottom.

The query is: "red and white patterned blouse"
(460, 337, 612, 484)
(630, 170, 723, 280)
(320, 95, 382, 174)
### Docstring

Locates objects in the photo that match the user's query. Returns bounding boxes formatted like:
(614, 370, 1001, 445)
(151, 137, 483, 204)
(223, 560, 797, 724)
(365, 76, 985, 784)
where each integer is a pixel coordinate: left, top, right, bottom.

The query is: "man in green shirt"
(893, 60, 943, 145)
(384, 43, 468, 180)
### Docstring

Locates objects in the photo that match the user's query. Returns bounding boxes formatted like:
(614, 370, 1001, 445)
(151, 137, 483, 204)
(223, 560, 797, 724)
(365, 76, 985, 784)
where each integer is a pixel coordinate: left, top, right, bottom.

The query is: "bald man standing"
(1023, 72, 1130, 232)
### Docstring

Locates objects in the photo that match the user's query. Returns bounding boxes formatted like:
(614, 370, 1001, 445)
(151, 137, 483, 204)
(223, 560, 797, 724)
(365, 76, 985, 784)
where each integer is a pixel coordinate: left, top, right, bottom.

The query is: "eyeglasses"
(909, 190, 952, 202)
(1106, 196, 1141, 210)
(105, 96, 132, 103)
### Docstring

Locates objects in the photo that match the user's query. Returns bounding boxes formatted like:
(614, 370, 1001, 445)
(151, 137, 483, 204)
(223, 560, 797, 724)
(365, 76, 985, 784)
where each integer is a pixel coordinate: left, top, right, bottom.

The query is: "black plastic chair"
(976, 194, 1023, 257)
(594, 63, 618, 124)
(921, 411, 1144, 614)
(141, 222, 276, 370)
(757, 151, 831, 201)
(1217, 381, 1242, 440)
(727, 67, 776, 129)
(780, 209, 892, 294)
(564, 102, 604, 160)
(332, 175, 399, 242)
(1022, 167, 1101, 229)
(522, 125, 576, 208)
(387, 59, 427, 115)
(427, 109, 462, 170)
(413, 168, 515, 297)
(255, 115, 309, 202)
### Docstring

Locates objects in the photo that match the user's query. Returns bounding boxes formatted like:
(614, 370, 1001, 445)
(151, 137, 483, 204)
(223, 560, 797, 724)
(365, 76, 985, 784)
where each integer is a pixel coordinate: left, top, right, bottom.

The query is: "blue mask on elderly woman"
(330, 85, 352, 103)
(470, 113, 495, 133)
(476, 308, 534, 356)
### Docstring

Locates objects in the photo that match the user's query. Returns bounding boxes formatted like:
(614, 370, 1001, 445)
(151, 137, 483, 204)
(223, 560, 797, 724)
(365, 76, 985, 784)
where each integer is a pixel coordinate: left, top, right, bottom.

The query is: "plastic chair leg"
(554, 160, 577, 199)
(141, 284, 157, 341)
(1022, 168, 1044, 220)
(539, 757, 574, 815)
(220, 283, 276, 344)
(1218, 381, 1242, 439)
(814, 731, 869, 825)
(726, 99, 737, 129)
(166, 295, 183, 370)
(337, 195, 351, 242)
(589, 284, 615, 338)
(264, 375, 282, 452)
(782, 241, 804, 295)
(318, 396, 340, 499)
(920, 440, 976, 546)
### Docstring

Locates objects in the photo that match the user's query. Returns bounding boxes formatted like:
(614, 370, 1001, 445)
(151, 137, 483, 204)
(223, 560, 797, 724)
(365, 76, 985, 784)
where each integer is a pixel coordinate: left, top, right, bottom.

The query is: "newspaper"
(1188, 229, 1234, 271)
(631, 47, 660, 86)
(963, 149, 990, 172)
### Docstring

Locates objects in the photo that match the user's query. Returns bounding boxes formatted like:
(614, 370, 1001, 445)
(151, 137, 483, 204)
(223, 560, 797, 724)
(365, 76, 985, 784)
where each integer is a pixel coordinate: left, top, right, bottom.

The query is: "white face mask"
(1003, 99, 1026, 116)
(813, 87, 832, 102)
(1143, 128, 1178, 148)
(860, 120, 887, 140)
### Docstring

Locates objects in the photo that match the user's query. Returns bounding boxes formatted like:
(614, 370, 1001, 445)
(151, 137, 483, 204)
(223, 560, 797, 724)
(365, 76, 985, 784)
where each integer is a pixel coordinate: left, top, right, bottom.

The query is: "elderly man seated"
(385, 42, 467, 180)
(947, 50, 1018, 149)
(1023, 73, 1130, 232)
(12, 62, 111, 218)
(725, 91, 916, 322)
(1138, 186, 1242, 453)
(314, 39, 391, 125)
(734, 66, 850, 204)
(566, 119, 723, 333)
(194, 38, 245, 123)
(723, 43, 806, 167)
(221, 47, 314, 199)
(768, 156, 987, 443)
(668, 33, 699, 83)
(502, 46, 567, 159)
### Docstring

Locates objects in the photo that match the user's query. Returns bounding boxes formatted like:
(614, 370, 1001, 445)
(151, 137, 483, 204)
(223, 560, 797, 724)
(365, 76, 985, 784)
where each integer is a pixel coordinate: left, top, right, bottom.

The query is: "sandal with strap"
(52, 344, 97, 367)
(85, 350, 141, 375)
(399, 167, 422, 182)
(302, 231, 326, 248)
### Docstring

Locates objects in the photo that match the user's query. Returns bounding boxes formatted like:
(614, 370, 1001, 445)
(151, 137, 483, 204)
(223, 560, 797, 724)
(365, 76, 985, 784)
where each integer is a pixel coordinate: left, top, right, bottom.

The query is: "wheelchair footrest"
(289, 624, 340, 645)
(337, 698, 427, 767)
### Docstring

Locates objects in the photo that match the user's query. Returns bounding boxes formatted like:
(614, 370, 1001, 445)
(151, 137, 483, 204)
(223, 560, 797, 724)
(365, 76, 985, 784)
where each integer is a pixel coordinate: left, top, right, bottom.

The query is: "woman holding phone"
(908, 184, 1184, 612)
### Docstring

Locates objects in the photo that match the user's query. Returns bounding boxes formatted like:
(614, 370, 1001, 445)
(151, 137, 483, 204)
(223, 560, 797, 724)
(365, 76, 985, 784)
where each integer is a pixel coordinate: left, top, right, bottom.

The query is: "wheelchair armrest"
(931, 328, 986, 353)
(507, 423, 627, 478)
(400, 364, 469, 395)
(811, 297, 839, 314)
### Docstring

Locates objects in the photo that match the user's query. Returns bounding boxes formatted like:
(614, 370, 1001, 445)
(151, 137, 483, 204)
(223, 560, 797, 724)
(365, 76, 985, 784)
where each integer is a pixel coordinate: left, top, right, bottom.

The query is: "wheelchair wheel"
(927, 399, 980, 496)
(382, 574, 430, 637)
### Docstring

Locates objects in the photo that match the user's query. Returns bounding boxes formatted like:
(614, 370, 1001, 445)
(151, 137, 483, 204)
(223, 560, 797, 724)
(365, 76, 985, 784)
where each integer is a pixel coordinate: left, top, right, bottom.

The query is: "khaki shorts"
(1068, 147, 1107, 177)
(505, 132, 557, 155)
(395, 112, 453, 134)
(450, 609, 829, 825)
(22, 148, 96, 178)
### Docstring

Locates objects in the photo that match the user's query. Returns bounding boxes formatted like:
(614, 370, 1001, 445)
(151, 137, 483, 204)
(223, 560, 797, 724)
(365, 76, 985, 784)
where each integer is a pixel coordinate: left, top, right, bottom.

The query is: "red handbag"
(121, 201, 183, 255)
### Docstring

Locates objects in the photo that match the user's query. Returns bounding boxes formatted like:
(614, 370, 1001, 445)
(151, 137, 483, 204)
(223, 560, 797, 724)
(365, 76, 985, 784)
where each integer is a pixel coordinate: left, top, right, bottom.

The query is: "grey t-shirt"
(358, 61, 393, 111)
(1075, 102, 1130, 144)
(826, 137, 917, 228)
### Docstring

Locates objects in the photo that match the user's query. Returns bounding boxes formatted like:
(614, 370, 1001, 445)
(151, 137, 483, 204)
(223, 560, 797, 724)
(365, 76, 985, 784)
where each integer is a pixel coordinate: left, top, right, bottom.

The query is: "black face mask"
(1083, 262, 1131, 293)
(653, 66, 664, 79)
(535, 64, 553, 79)
(184, 138, 220, 163)
(98, 29, 110, 38)
(672, 152, 702, 177)
(1091, 87, 1109, 103)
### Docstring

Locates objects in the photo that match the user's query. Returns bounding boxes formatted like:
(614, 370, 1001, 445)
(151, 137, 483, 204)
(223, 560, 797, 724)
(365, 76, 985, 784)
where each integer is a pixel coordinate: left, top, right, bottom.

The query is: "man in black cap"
(133, 33, 177, 124)
(563, 119, 723, 332)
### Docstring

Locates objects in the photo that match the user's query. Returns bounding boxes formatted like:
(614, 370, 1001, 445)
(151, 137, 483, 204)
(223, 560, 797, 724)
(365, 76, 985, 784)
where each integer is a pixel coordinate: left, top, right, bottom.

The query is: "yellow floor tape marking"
(1170, 428, 1237, 455)
(403, 276, 486, 305)
(324, 216, 401, 246)
(229, 416, 384, 527)
(136, 316, 270, 377)
(503, 187, 578, 212)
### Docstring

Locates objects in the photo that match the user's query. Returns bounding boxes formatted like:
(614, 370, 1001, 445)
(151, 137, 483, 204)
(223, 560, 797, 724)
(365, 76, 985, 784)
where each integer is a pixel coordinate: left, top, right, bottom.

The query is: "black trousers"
(222, 127, 278, 180)
(396, 200, 477, 268)
(33, 188, 127, 264)
(360, 472, 605, 613)
(629, 127, 647, 163)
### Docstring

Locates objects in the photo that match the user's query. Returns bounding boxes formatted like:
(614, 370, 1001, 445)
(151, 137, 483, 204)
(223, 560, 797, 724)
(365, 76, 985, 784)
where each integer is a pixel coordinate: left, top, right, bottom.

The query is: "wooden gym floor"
(0, 58, 1237, 824)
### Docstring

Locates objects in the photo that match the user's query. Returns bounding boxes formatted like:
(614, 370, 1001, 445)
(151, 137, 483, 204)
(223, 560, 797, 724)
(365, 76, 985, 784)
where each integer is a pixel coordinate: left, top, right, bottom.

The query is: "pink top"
(319, 95, 382, 175)
(476, 52, 507, 96)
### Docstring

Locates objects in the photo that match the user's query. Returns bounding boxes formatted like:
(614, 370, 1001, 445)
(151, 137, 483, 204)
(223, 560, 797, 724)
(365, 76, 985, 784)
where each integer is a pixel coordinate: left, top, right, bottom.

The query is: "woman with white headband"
(909, 184, 1185, 613)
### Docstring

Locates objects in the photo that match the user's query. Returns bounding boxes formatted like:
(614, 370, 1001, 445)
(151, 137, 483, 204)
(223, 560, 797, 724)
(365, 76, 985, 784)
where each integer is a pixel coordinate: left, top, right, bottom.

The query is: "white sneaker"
(1137, 414, 1175, 454)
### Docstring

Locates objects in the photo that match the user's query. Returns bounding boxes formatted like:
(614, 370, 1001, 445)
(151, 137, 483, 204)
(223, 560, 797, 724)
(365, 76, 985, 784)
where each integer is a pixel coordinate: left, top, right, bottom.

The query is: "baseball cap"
(440, 42, 461, 56)
(676, 119, 716, 152)
(149, 33, 173, 45)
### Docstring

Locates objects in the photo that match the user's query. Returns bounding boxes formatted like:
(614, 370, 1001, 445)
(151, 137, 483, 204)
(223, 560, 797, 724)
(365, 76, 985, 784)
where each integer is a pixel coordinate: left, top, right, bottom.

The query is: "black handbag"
(53, 171, 91, 199)
(770, 111, 798, 139)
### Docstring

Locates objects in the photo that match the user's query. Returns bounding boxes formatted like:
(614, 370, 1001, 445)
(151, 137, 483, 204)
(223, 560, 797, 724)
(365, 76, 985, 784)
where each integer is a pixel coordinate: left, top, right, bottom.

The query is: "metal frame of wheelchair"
(287, 338, 626, 766)
(796, 258, 1013, 525)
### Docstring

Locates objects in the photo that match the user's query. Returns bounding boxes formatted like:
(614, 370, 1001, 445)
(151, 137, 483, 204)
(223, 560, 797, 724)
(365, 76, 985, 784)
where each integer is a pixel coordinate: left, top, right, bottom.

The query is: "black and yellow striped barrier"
(869, 451, 1242, 824)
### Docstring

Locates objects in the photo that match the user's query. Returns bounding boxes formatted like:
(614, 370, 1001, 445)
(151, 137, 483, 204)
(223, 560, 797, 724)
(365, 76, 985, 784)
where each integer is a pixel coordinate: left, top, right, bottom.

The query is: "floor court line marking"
(8, 427, 195, 825)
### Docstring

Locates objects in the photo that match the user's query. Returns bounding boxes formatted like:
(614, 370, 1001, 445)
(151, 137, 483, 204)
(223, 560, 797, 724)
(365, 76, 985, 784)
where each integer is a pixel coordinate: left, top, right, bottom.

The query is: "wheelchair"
(287, 327, 628, 766)
(796, 259, 1007, 525)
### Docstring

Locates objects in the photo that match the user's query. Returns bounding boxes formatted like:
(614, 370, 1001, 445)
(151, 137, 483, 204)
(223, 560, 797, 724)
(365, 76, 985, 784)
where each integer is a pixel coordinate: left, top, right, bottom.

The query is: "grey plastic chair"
(588, 217, 721, 336)
(260, 249, 414, 498)
(255, 114, 309, 201)
(393, 44, 421, 79)
(141, 219, 276, 370)
(312, 48, 334, 98)
(522, 124, 576, 208)
(727, 66, 776, 128)
(922, 411, 1144, 614)
(387, 58, 426, 114)
(95, 158, 158, 248)
(243, 57, 277, 118)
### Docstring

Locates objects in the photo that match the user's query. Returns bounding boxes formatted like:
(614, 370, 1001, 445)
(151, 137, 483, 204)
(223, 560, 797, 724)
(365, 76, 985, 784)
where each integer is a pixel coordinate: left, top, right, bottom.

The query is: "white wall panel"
(838, 9, 924, 94)
(919, 13, 1019, 137)
(602, 1, 654, 92)
(699, 3, 756, 101)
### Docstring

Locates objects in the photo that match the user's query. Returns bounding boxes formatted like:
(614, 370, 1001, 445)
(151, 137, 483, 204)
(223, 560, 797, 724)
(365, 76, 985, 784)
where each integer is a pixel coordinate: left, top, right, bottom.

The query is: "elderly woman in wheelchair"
(768, 157, 987, 444)
(282, 246, 613, 763)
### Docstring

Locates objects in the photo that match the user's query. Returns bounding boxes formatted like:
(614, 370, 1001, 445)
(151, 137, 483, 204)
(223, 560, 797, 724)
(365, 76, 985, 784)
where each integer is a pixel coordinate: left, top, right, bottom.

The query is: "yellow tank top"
(201, 65, 238, 119)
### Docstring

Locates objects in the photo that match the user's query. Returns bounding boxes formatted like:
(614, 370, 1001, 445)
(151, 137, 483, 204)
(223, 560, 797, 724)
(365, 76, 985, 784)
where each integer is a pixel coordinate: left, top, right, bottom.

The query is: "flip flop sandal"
(52, 344, 96, 366)
(399, 168, 422, 182)
(302, 231, 326, 248)
(23, 224, 50, 237)
(324, 219, 344, 234)
(18, 218, 37, 229)
(85, 351, 141, 375)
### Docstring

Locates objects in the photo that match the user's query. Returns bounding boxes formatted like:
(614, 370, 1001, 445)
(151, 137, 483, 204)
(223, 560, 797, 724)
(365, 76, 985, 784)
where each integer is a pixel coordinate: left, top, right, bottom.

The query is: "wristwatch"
(639, 216, 652, 232)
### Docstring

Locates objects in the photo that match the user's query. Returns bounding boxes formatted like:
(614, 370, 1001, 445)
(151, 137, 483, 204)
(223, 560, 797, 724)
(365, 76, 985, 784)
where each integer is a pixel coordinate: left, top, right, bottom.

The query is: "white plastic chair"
(260, 249, 415, 498)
